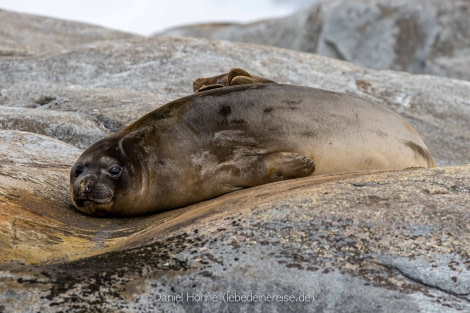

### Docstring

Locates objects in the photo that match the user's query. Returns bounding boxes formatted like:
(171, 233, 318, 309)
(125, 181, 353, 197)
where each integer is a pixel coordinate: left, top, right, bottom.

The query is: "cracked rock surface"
(0, 7, 469, 313)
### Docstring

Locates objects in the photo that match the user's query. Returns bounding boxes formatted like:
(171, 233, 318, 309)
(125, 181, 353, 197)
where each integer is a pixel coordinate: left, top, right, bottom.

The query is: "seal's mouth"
(74, 196, 113, 205)
(73, 191, 113, 212)
(75, 198, 112, 207)
(73, 198, 114, 216)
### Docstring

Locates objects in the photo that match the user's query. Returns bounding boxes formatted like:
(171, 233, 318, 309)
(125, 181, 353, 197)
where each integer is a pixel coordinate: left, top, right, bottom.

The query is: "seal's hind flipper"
(230, 76, 259, 86)
(193, 68, 277, 92)
(228, 67, 253, 84)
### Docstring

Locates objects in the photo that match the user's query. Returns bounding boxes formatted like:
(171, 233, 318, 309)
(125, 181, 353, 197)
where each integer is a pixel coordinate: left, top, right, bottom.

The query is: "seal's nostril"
(82, 175, 97, 193)
(85, 180, 93, 192)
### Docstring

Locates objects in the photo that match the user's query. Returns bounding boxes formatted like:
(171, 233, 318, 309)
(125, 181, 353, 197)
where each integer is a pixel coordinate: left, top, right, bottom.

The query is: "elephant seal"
(70, 84, 434, 217)
(193, 67, 276, 92)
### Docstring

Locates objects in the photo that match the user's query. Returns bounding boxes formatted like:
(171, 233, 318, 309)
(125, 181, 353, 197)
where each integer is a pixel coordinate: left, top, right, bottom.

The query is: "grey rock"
(0, 107, 111, 148)
(381, 254, 470, 298)
(0, 9, 139, 55)
(1, 80, 167, 134)
(1, 35, 469, 165)
(160, 0, 470, 81)
(0, 129, 80, 166)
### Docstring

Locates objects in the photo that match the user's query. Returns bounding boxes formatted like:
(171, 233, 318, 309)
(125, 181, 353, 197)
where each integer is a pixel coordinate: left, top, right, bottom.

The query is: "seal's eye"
(74, 165, 84, 177)
(108, 165, 122, 177)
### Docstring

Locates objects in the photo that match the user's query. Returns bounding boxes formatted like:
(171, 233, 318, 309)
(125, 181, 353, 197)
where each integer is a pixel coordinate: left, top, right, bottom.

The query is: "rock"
(0, 130, 81, 264)
(34, 95, 56, 105)
(1, 165, 469, 312)
(1, 36, 469, 165)
(0, 107, 111, 149)
(0, 9, 469, 313)
(0, 9, 139, 55)
(160, 0, 470, 81)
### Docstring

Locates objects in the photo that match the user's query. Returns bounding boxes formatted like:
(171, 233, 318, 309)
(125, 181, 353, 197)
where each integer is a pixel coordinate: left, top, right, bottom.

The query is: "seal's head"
(70, 136, 134, 217)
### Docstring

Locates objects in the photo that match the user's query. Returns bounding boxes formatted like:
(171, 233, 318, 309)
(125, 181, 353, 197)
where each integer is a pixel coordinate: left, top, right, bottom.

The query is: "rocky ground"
(0, 2, 469, 312)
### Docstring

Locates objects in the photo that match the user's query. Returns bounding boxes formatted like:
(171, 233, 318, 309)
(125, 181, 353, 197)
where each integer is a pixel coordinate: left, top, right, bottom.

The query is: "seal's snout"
(79, 174, 97, 194)
(75, 174, 113, 204)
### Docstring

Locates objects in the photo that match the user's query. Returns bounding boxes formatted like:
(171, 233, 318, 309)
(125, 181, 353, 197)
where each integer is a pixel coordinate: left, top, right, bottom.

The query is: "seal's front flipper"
(223, 151, 315, 188)
(263, 152, 315, 180)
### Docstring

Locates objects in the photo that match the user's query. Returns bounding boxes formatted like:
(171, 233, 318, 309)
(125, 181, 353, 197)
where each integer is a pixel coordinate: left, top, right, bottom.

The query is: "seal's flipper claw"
(196, 84, 225, 93)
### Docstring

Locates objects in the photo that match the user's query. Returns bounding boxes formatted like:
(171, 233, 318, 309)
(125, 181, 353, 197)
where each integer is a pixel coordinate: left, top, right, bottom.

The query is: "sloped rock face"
(0, 9, 139, 55)
(0, 9, 469, 313)
(161, 0, 470, 81)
